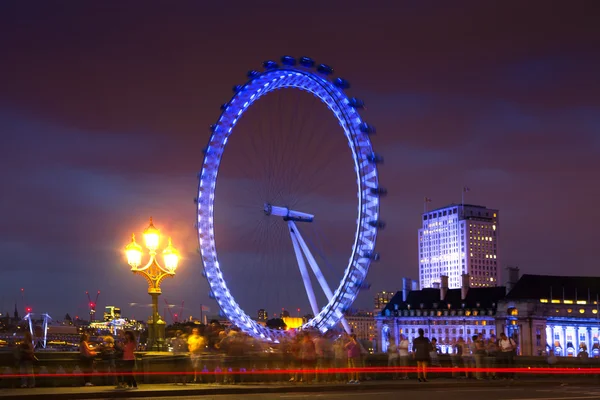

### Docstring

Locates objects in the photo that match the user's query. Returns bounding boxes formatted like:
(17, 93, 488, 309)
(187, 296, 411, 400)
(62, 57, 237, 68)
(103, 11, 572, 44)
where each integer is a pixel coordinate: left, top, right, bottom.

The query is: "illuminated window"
(567, 309, 573, 313)
(593, 310, 598, 315)
(563, 300, 573, 304)
(540, 299, 549, 303)
(579, 309, 585, 314)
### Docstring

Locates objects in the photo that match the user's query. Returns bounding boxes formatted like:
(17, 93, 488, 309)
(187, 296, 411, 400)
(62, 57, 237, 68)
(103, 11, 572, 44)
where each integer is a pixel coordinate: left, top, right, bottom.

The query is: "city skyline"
(1, 2, 599, 319)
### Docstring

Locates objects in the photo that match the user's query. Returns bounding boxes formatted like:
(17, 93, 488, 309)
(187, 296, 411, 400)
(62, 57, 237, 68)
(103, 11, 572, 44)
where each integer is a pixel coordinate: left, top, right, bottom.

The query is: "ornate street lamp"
(125, 217, 180, 351)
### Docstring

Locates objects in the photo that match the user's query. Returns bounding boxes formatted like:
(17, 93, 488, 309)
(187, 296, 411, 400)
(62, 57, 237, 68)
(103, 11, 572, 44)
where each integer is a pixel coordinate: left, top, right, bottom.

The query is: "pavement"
(2, 378, 600, 400)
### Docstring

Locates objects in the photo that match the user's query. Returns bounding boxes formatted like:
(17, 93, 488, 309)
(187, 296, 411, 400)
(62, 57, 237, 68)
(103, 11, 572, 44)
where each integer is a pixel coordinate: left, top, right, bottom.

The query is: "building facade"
(419, 204, 499, 289)
(346, 311, 377, 343)
(257, 309, 268, 321)
(374, 291, 397, 315)
(378, 272, 600, 357)
(376, 274, 505, 353)
(497, 273, 600, 357)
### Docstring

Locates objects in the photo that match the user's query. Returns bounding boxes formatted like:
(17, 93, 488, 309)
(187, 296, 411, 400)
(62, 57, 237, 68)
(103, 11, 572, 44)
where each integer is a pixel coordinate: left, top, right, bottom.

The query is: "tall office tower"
(419, 204, 499, 289)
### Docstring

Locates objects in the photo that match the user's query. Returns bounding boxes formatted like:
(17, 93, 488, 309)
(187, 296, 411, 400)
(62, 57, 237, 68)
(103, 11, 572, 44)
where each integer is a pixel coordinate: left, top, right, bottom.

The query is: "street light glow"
(125, 234, 143, 268)
(162, 237, 179, 271)
(143, 217, 160, 251)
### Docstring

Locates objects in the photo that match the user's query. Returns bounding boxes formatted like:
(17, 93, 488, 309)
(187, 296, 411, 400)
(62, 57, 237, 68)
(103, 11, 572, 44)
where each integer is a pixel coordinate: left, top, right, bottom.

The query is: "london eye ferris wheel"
(196, 56, 385, 342)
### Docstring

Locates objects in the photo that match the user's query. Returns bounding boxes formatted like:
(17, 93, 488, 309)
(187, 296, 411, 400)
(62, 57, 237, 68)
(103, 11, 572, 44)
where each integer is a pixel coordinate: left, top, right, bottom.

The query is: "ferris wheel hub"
(264, 203, 314, 223)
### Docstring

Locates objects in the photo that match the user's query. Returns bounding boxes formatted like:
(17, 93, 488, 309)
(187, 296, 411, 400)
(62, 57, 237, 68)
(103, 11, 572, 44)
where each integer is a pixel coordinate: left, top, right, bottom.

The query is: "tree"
(65, 313, 72, 323)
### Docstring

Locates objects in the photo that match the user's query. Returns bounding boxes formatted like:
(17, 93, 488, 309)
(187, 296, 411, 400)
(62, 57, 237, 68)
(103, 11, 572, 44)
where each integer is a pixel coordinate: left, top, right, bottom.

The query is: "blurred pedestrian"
(79, 333, 97, 387)
(18, 332, 36, 388)
(412, 328, 430, 382)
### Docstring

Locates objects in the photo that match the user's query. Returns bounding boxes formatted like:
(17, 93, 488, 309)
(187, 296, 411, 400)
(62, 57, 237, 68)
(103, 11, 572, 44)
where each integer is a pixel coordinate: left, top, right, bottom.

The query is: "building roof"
(381, 286, 506, 315)
(423, 203, 494, 215)
(506, 274, 600, 301)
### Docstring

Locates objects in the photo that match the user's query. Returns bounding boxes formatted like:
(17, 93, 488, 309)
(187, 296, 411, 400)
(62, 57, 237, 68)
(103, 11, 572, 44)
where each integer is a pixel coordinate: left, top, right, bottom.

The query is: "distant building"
(374, 291, 397, 314)
(419, 204, 499, 289)
(103, 306, 122, 322)
(346, 310, 377, 344)
(257, 309, 268, 321)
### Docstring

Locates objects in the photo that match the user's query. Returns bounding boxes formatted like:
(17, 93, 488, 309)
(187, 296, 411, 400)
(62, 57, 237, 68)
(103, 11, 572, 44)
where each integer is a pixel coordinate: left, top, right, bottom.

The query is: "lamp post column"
(149, 291, 160, 351)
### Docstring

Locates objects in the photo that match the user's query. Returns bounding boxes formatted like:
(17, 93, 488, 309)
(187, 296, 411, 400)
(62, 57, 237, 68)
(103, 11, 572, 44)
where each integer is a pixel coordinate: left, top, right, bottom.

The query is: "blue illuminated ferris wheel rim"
(196, 58, 381, 341)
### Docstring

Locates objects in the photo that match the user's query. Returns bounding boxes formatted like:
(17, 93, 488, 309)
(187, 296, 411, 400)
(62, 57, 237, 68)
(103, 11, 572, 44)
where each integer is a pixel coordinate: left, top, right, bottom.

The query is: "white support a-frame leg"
(288, 221, 320, 317)
(289, 221, 352, 334)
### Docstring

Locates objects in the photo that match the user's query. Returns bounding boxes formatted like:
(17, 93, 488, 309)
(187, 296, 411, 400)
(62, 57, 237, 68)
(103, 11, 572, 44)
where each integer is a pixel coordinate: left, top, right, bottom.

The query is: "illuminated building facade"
(346, 311, 377, 343)
(419, 204, 499, 289)
(103, 306, 122, 322)
(498, 273, 600, 357)
(374, 291, 396, 314)
(376, 274, 505, 353)
(378, 272, 600, 356)
(257, 309, 268, 321)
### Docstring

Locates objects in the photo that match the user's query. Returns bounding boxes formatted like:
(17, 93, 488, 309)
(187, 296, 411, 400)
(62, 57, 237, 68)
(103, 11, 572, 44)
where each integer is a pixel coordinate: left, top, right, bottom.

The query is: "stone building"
(498, 273, 600, 357)
(376, 274, 505, 353)
(377, 270, 600, 357)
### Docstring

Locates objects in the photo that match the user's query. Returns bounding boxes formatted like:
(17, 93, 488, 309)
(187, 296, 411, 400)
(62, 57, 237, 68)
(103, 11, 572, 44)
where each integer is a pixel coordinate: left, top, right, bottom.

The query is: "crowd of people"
(14, 323, 569, 389)
(387, 329, 519, 382)
(166, 325, 371, 385)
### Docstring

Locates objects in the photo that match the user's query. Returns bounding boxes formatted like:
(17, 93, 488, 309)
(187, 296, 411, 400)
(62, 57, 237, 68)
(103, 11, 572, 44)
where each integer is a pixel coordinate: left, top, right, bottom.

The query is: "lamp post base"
(146, 321, 167, 351)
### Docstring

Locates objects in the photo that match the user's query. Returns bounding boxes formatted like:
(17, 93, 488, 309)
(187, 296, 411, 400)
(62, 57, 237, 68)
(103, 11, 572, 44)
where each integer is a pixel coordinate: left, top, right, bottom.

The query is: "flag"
(201, 305, 211, 312)
(463, 187, 470, 193)
(424, 197, 432, 203)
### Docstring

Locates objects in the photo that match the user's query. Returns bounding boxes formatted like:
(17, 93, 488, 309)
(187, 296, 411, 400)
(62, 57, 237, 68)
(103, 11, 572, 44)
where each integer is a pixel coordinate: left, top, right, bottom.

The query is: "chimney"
(412, 280, 419, 291)
(506, 266, 520, 294)
(402, 277, 411, 302)
(461, 273, 470, 300)
(440, 275, 449, 301)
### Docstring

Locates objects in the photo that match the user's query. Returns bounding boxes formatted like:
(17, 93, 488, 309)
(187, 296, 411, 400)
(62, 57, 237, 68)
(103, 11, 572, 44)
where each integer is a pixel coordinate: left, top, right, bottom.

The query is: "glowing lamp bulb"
(143, 217, 160, 251)
(125, 234, 143, 268)
(162, 237, 179, 271)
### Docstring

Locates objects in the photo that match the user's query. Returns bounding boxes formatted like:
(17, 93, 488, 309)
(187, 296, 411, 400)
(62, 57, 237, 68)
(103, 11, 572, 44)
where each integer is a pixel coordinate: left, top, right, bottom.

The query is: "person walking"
(498, 332, 516, 379)
(387, 338, 399, 379)
(344, 334, 361, 384)
(172, 331, 189, 385)
(122, 331, 138, 389)
(187, 328, 206, 383)
(99, 336, 117, 386)
(18, 332, 36, 388)
(412, 329, 431, 382)
(79, 333, 97, 387)
(398, 334, 410, 380)
(485, 335, 498, 379)
(473, 335, 486, 380)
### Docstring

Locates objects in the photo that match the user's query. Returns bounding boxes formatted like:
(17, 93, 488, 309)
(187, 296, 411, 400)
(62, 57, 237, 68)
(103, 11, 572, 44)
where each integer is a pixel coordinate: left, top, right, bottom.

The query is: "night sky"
(1, 2, 599, 321)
